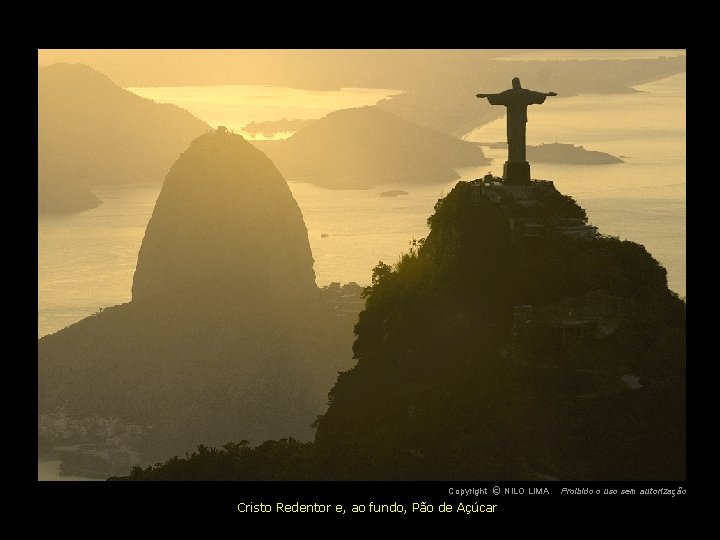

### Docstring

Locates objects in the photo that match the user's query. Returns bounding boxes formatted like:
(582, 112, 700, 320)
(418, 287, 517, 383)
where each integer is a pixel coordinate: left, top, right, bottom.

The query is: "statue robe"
(487, 88, 547, 163)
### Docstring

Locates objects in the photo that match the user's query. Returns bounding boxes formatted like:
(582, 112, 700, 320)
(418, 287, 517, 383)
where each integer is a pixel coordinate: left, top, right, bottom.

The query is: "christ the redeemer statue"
(477, 77, 556, 184)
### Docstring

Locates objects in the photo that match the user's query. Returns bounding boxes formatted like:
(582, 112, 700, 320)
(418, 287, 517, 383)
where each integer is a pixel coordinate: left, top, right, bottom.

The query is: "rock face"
(132, 130, 316, 302)
(38, 63, 209, 212)
(253, 106, 489, 189)
(39, 131, 353, 464)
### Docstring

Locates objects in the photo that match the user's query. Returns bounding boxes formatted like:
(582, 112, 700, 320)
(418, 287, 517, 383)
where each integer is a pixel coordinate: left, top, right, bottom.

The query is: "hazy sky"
(37, 49, 686, 89)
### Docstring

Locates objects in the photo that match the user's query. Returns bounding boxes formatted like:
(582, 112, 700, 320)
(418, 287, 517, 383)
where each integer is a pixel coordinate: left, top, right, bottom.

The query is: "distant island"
(479, 142, 624, 164)
(379, 190, 409, 197)
(251, 106, 490, 189)
(242, 118, 316, 138)
(38, 160, 101, 213)
(38, 63, 209, 213)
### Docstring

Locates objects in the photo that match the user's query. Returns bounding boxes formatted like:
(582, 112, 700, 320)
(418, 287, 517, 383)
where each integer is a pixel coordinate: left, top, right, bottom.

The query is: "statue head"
(512, 77, 522, 90)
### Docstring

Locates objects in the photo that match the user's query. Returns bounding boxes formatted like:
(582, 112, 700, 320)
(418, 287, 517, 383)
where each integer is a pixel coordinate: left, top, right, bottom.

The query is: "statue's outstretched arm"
(476, 94, 492, 98)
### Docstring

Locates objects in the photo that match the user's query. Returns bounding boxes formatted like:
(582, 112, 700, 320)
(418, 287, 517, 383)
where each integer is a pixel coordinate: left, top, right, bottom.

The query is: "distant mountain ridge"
(38, 63, 210, 212)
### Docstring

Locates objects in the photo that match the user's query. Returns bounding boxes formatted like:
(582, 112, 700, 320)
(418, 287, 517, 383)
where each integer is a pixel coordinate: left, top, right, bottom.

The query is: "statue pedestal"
(503, 161, 531, 184)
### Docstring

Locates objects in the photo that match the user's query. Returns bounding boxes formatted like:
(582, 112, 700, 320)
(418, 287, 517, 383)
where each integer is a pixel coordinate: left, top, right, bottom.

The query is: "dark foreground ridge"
(120, 177, 685, 481)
